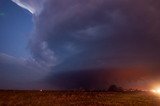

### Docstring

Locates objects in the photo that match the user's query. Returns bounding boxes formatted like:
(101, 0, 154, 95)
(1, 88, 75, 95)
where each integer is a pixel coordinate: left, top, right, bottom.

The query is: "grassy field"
(0, 90, 160, 106)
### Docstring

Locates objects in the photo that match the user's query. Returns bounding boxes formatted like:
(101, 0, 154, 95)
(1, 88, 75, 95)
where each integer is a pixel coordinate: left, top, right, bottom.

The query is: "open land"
(0, 90, 160, 106)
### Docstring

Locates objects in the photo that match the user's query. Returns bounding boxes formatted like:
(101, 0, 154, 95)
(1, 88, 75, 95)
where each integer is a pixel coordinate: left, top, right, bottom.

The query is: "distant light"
(40, 89, 43, 92)
(151, 88, 160, 94)
(151, 90, 156, 93)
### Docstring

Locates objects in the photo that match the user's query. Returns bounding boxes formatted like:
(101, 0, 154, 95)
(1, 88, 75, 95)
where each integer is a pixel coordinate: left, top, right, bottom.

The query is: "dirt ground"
(0, 91, 160, 106)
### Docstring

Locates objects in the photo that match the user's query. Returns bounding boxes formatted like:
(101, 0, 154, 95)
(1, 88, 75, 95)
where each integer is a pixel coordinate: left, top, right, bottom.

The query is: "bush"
(107, 85, 123, 92)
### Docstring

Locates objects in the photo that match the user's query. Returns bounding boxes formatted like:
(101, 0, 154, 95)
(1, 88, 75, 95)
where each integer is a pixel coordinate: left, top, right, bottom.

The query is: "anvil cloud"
(10, 0, 160, 90)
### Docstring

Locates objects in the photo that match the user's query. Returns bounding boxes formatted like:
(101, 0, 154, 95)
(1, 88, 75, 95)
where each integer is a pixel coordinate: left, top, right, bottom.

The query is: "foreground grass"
(0, 91, 160, 106)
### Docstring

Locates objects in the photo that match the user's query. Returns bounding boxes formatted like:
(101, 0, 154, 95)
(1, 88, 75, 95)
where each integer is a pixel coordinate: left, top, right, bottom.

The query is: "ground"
(0, 91, 160, 106)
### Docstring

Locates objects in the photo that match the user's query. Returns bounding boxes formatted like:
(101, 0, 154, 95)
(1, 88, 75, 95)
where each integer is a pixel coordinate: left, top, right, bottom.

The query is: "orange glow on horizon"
(151, 87, 160, 94)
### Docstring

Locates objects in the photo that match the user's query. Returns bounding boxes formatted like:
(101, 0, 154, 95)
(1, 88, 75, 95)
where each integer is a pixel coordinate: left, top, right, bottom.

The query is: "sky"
(0, 0, 33, 58)
(0, 0, 160, 90)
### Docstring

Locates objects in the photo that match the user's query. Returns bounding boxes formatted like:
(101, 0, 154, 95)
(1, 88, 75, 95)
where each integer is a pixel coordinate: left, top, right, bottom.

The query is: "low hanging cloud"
(11, 0, 160, 89)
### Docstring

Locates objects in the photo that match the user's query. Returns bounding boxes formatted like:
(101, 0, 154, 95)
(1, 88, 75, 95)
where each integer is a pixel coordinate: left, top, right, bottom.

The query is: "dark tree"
(107, 85, 123, 92)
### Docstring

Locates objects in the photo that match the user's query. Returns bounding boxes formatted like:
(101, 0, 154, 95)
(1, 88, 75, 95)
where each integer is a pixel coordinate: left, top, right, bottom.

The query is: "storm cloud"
(11, 0, 160, 89)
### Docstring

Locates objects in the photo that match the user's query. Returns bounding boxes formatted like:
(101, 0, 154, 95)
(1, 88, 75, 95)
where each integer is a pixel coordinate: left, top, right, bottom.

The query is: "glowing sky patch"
(11, 0, 45, 15)
(11, 0, 35, 14)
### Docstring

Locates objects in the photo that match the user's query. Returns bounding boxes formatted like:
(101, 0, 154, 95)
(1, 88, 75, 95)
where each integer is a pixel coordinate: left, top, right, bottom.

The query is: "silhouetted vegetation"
(108, 84, 124, 92)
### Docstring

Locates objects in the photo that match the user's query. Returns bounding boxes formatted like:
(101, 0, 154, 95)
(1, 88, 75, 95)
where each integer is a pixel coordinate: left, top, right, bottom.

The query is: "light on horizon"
(151, 87, 160, 94)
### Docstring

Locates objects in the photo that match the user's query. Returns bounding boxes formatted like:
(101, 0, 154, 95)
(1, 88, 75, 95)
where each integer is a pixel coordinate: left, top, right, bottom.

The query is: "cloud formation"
(11, 0, 160, 89)
(31, 0, 160, 69)
(11, 0, 45, 14)
(47, 68, 160, 90)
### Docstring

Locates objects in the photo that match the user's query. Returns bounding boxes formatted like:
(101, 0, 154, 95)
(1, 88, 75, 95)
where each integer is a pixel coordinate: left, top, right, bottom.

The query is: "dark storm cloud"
(13, 0, 160, 89)
(47, 68, 160, 90)
(31, 0, 160, 66)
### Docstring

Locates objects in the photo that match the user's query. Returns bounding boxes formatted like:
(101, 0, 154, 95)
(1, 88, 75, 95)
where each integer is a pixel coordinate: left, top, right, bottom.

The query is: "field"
(0, 90, 160, 106)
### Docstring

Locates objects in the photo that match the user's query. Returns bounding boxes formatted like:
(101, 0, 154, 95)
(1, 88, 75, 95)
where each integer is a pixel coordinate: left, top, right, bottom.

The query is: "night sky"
(0, 0, 160, 90)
